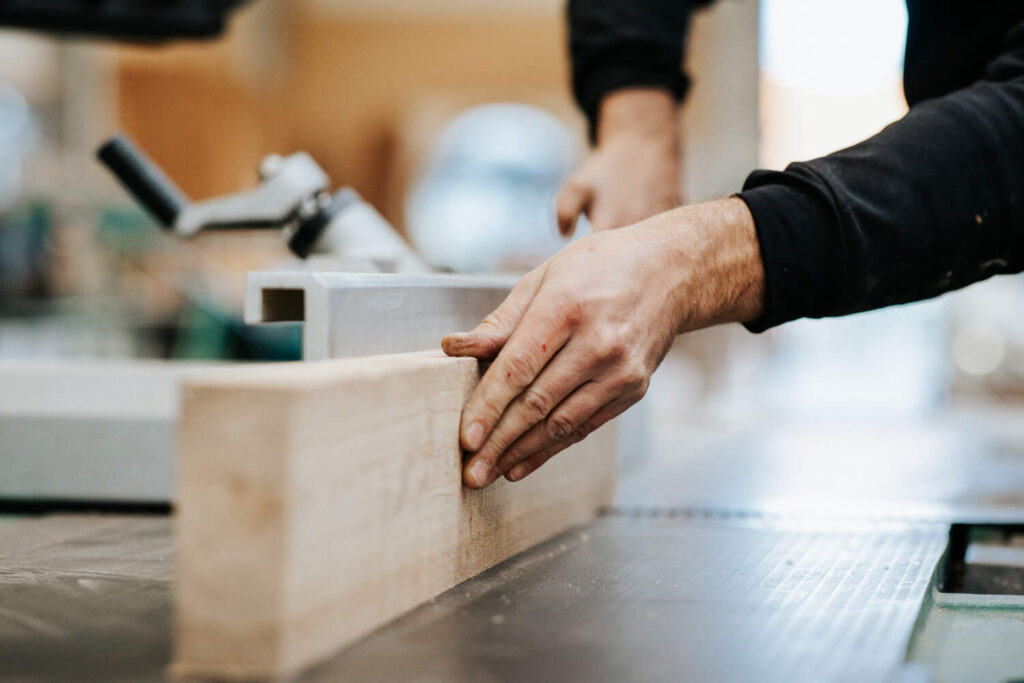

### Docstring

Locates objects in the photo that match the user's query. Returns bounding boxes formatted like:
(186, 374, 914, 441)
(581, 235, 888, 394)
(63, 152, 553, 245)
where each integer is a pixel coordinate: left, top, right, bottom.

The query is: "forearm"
(596, 88, 679, 145)
(628, 197, 764, 332)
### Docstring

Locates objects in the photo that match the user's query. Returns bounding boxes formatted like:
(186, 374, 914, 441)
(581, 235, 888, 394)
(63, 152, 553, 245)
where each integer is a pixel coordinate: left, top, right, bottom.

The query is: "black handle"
(97, 134, 188, 229)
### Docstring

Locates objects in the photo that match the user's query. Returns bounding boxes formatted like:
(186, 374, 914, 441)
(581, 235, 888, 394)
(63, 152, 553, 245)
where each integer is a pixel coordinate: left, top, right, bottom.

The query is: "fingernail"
(468, 460, 493, 487)
(464, 421, 485, 451)
(508, 463, 530, 481)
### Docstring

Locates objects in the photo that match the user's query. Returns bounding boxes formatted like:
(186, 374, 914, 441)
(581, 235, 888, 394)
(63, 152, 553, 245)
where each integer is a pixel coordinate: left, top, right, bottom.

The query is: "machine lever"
(97, 134, 188, 229)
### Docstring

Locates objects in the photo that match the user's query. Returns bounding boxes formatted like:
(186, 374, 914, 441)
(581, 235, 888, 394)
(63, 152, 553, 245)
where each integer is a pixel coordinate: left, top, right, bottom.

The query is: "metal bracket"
(245, 270, 516, 360)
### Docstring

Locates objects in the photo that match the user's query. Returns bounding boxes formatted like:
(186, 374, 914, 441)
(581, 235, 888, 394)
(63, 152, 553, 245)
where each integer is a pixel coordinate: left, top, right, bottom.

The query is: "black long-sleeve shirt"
(569, 1, 1024, 331)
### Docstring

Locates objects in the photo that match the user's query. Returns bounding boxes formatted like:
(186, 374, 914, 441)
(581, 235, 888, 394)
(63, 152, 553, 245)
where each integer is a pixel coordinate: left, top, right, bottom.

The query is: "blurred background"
(0, 0, 1021, 441)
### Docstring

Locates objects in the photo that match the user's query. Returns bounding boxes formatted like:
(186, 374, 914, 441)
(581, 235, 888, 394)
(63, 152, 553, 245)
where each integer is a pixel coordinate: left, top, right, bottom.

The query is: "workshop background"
(0, 0, 1021, 437)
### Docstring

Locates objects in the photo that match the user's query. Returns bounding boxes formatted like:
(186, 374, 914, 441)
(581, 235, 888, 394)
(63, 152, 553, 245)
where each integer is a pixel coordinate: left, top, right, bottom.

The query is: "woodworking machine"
(0, 137, 518, 505)
(98, 134, 429, 272)
(98, 133, 523, 359)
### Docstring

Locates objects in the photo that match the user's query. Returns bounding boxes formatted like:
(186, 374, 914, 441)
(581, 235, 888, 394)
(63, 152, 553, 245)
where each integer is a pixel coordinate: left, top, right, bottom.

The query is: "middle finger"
(462, 342, 601, 488)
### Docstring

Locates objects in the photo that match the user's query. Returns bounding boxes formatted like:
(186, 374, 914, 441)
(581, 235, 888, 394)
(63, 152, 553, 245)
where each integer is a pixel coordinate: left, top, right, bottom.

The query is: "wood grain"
(172, 351, 617, 679)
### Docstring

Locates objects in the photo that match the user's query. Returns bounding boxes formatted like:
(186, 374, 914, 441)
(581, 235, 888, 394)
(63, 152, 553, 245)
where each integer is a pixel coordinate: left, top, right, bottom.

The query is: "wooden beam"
(172, 350, 617, 679)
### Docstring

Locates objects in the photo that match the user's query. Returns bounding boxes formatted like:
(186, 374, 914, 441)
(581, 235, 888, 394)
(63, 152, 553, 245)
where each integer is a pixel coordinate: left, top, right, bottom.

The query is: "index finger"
(442, 268, 542, 361)
(458, 301, 573, 453)
(555, 178, 593, 236)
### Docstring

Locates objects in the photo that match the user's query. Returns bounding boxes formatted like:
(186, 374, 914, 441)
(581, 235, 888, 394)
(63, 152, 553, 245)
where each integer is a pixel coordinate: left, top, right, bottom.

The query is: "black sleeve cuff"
(572, 45, 691, 143)
(735, 167, 847, 333)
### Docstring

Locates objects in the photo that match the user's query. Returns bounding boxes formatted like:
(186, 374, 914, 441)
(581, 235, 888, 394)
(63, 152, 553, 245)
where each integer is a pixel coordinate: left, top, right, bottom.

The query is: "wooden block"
(172, 350, 617, 679)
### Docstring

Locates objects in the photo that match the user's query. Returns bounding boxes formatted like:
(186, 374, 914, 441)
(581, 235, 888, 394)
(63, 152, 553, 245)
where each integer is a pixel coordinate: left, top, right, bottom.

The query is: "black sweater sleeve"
(568, 0, 712, 139)
(737, 21, 1024, 332)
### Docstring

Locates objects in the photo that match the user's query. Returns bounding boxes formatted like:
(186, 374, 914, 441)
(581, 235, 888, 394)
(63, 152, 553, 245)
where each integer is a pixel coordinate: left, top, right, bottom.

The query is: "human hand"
(556, 88, 681, 235)
(443, 198, 764, 488)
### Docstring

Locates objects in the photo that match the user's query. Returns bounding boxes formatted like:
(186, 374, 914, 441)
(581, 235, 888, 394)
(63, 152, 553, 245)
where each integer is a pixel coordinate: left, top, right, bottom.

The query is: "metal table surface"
(0, 512, 950, 683)
(3, 405, 1024, 682)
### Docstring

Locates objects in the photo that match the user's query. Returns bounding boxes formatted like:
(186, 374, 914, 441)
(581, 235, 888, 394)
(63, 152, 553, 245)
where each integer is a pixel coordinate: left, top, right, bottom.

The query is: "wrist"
(596, 88, 680, 149)
(637, 197, 765, 332)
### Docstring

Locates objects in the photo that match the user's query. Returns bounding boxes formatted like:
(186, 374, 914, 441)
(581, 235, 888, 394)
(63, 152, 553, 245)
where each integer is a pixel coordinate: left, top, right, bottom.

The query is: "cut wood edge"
(172, 350, 617, 680)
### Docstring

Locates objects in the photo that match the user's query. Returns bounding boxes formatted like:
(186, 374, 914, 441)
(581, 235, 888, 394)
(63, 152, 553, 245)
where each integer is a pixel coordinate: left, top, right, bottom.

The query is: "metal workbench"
(3, 405, 1024, 682)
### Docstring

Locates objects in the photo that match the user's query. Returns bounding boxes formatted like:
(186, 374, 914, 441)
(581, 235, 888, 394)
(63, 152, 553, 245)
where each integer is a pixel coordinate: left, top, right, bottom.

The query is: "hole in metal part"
(939, 523, 1024, 596)
(261, 288, 305, 322)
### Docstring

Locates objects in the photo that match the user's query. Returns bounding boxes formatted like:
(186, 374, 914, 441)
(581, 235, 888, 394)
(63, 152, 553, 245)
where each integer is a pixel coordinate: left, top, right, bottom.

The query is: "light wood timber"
(172, 350, 617, 679)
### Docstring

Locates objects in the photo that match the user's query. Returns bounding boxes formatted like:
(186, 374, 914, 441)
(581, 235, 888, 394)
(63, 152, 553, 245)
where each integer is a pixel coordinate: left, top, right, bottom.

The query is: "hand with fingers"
(443, 197, 766, 488)
(555, 88, 682, 236)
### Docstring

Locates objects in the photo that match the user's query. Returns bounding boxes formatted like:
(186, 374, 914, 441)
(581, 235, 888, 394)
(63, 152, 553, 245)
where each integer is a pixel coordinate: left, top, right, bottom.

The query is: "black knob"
(97, 134, 188, 229)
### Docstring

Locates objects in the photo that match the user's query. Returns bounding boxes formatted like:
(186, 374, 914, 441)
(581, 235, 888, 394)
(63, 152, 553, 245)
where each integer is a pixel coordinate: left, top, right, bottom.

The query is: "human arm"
(568, 0, 708, 131)
(739, 23, 1024, 330)
(447, 22, 1024, 488)
(558, 0, 712, 233)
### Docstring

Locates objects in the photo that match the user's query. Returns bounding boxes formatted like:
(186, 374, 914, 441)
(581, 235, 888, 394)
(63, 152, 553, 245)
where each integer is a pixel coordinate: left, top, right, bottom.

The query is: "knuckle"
(520, 388, 551, 421)
(546, 412, 577, 440)
(606, 340, 628, 361)
(556, 298, 585, 328)
(562, 175, 587, 194)
(478, 430, 518, 463)
(477, 395, 505, 422)
(635, 376, 651, 400)
(593, 326, 628, 361)
(516, 269, 541, 296)
(482, 435, 512, 459)
(503, 350, 536, 387)
(616, 363, 648, 392)
(477, 313, 503, 333)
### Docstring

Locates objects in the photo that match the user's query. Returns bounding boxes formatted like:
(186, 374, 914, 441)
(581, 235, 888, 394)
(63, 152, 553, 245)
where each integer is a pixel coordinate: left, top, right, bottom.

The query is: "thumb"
(442, 270, 542, 360)
(555, 177, 594, 236)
